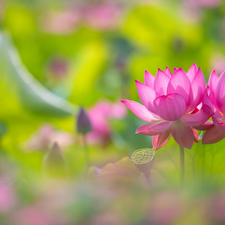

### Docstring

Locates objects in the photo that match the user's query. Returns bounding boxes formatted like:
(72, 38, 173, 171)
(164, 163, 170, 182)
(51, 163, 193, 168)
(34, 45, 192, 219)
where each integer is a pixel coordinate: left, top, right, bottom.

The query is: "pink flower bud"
(76, 107, 92, 134)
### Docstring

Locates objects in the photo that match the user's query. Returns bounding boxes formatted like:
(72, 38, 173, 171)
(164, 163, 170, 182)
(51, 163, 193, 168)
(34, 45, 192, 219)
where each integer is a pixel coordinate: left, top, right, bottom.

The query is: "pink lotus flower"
(204, 192, 225, 224)
(211, 54, 225, 75)
(0, 182, 16, 212)
(41, 10, 81, 35)
(48, 58, 68, 79)
(146, 192, 186, 225)
(14, 206, 54, 225)
(202, 70, 225, 144)
(187, 0, 221, 8)
(85, 3, 123, 30)
(24, 124, 74, 151)
(122, 63, 213, 149)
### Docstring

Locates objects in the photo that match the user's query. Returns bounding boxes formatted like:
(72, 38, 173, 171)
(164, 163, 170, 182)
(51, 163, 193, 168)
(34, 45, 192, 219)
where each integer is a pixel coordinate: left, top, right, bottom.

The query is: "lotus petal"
(187, 62, 197, 82)
(171, 120, 194, 149)
(208, 70, 218, 107)
(192, 128, 199, 143)
(216, 71, 225, 115)
(203, 86, 216, 112)
(121, 100, 160, 122)
(153, 94, 186, 121)
(188, 68, 205, 111)
(136, 121, 172, 136)
(165, 67, 172, 77)
(136, 80, 158, 114)
(167, 68, 191, 105)
(212, 115, 225, 132)
(181, 105, 213, 126)
(193, 121, 214, 130)
(154, 69, 170, 95)
(202, 126, 225, 144)
(144, 70, 155, 89)
(152, 128, 171, 149)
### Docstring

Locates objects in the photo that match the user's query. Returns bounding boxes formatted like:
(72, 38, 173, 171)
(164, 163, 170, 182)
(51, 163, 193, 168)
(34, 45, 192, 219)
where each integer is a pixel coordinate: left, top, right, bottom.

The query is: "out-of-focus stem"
(179, 145, 185, 188)
(145, 172, 151, 188)
(83, 134, 90, 169)
(202, 145, 205, 182)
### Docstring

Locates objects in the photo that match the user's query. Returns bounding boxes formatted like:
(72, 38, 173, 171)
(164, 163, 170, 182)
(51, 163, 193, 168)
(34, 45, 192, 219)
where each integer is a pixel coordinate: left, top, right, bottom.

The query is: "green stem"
(193, 145, 197, 182)
(83, 134, 90, 169)
(202, 145, 205, 182)
(179, 145, 185, 188)
(145, 172, 151, 188)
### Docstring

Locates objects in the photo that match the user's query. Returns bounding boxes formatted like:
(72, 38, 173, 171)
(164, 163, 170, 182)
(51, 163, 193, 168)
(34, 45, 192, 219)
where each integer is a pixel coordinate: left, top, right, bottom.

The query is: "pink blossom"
(211, 54, 225, 75)
(86, 100, 127, 145)
(202, 70, 225, 144)
(13, 206, 54, 225)
(41, 3, 123, 34)
(84, 3, 123, 30)
(77, 107, 92, 134)
(122, 63, 213, 149)
(195, 0, 221, 7)
(181, 0, 221, 21)
(25, 124, 74, 151)
(205, 192, 225, 223)
(87, 211, 126, 225)
(146, 192, 186, 225)
(184, 0, 221, 9)
(41, 10, 81, 35)
(0, 183, 16, 212)
(48, 58, 68, 79)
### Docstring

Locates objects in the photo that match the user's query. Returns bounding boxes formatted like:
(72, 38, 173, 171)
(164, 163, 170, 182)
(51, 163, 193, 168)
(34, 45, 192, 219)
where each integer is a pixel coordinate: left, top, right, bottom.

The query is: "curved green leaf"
(0, 32, 76, 117)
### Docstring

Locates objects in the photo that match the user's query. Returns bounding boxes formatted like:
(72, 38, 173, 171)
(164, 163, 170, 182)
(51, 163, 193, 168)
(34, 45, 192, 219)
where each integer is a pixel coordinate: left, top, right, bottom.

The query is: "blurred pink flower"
(211, 54, 225, 75)
(25, 124, 74, 151)
(122, 63, 213, 149)
(87, 211, 126, 225)
(202, 70, 225, 144)
(146, 192, 186, 225)
(41, 10, 81, 34)
(48, 58, 68, 79)
(41, 3, 123, 34)
(0, 182, 16, 212)
(14, 206, 54, 225)
(85, 3, 123, 30)
(205, 192, 225, 224)
(0, 1, 3, 22)
(87, 101, 127, 145)
(182, 0, 221, 21)
(184, 0, 221, 8)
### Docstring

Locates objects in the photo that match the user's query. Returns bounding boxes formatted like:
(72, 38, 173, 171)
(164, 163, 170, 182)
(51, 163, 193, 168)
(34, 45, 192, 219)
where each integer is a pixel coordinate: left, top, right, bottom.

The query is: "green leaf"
(97, 157, 139, 179)
(0, 32, 76, 117)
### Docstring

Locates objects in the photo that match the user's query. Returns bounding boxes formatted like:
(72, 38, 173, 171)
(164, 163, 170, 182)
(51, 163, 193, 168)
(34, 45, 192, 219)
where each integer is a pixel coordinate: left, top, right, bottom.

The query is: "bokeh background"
(1, 0, 225, 224)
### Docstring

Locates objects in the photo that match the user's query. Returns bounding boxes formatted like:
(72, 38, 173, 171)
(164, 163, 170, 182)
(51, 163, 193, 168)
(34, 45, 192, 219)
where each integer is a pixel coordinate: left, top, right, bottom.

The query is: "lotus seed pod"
(131, 148, 155, 175)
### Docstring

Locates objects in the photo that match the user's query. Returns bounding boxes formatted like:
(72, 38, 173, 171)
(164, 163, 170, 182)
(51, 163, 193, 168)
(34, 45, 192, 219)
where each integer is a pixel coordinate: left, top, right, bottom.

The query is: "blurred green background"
(1, 0, 225, 224)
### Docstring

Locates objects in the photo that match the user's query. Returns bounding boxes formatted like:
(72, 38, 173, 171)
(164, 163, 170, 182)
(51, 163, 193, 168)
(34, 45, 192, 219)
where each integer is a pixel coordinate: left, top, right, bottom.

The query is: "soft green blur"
(1, 0, 225, 224)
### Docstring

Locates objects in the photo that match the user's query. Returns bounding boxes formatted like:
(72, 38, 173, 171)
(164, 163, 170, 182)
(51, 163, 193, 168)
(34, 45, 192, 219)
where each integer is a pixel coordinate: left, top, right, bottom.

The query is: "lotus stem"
(179, 145, 185, 188)
(83, 134, 90, 169)
(202, 145, 205, 182)
(145, 172, 152, 188)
